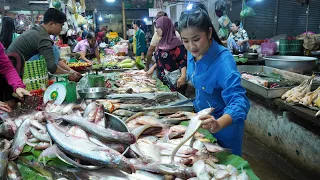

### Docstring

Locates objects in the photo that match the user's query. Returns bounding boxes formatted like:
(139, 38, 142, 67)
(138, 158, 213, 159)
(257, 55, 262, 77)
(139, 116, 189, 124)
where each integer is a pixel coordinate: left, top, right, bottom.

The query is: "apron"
(133, 33, 137, 55)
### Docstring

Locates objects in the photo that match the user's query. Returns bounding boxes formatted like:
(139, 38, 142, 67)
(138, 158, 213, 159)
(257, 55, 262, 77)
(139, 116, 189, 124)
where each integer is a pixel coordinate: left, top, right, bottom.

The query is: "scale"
(44, 74, 77, 104)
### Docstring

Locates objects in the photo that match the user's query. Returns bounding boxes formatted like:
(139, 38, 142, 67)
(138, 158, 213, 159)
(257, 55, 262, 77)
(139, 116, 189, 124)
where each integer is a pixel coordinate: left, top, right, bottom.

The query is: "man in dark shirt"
(7, 8, 76, 76)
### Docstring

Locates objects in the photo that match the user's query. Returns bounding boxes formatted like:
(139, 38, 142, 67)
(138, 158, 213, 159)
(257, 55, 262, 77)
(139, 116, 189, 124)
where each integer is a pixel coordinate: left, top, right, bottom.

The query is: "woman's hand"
(199, 114, 223, 133)
(15, 88, 31, 98)
(146, 68, 155, 78)
(177, 75, 186, 88)
(237, 40, 243, 46)
(0, 101, 12, 113)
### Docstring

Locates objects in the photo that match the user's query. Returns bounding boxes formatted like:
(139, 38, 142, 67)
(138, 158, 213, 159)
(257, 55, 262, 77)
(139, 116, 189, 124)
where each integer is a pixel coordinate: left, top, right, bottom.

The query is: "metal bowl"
(263, 56, 318, 74)
(78, 87, 107, 99)
(105, 112, 130, 154)
(244, 52, 259, 59)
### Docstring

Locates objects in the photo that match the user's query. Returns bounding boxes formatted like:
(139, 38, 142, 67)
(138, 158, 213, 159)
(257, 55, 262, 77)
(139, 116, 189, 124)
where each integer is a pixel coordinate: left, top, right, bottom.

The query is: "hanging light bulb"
(99, 15, 103, 21)
(19, 20, 24, 25)
(187, 3, 193, 10)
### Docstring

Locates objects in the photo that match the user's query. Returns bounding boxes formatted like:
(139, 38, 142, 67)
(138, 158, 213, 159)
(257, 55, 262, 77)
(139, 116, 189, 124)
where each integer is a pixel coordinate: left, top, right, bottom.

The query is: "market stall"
(0, 69, 259, 179)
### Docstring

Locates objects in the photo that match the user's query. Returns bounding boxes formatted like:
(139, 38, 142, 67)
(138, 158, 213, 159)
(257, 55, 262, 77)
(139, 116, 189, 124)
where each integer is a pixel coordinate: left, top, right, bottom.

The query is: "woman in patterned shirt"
(227, 20, 249, 53)
(146, 16, 187, 94)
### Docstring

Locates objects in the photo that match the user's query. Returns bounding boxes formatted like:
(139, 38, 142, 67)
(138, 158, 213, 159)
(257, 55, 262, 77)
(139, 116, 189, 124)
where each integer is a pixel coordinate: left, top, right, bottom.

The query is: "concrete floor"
(242, 131, 313, 180)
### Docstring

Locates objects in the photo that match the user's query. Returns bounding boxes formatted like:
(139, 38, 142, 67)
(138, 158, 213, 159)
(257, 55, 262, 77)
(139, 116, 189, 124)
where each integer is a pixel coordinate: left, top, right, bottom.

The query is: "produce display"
(67, 62, 91, 68)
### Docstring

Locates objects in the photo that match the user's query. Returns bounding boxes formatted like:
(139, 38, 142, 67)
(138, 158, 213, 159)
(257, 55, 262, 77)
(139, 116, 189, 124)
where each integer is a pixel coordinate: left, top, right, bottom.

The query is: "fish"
(124, 148, 139, 159)
(89, 136, 125, 154)
(34, 142, 51, 150)
(48, 113, 136, 144)
(192, 160, 211, 180)
(126, 119, 140, 130)
(131, 125, 163, 138)
(30, 120, 47, 133)
(0, 139, 11, 179)
(202, 142, 230, 153)
(118, 97, 149, 104)
(125, 112, 145, 123)
(113, 109, 135, 117)
(38, 144, 60, 164)
(131, 160, 196, 179)
(7, 161, 21, 180)
(0, 120, 17, 138)
(170, 108, 214, 163)
(114, 104, 144, 112)
(135, 116, 165, 127)
(136, 139, 161, 163)
(29, 126, 51, 142)
(18, 156, 77, 180)
(160, 156, 192, 165)
(94, 104, 106, 127)
(9, 118, 30, 160)
(34, 111, 46, 122)
(83, 102, 97, 118)
(61, 103, 76, 115)
(66, 126, 89, 139)
(46, 123, 135, 174)
(140, 136, 159, 143)
(157, 143, 198, 155)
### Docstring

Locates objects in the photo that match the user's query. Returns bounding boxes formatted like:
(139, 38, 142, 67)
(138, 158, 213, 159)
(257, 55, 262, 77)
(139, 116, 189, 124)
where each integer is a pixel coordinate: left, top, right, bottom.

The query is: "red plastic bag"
(261, 39, 277, 56)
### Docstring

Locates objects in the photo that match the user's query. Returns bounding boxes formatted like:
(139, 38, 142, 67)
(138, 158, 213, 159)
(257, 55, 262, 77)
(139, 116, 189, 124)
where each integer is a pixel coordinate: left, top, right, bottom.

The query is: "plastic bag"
(240, 4, 256, 18)
(164, 69, 181, 89)
(78, 74, 90, 90)
(261, 39, 277, 56)
(218, 15, 232, 28)
(218, 27, 229, 39)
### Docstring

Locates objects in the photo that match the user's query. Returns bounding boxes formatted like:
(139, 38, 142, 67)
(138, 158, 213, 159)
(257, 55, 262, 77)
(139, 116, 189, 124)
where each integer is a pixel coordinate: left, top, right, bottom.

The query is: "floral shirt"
(228, 28, 249, 42)
(155, 45, 187, 91)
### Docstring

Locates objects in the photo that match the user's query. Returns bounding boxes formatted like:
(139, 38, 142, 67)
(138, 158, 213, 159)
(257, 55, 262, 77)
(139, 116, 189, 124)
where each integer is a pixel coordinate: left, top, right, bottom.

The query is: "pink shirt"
(73, 39, 98, 55)
(0, 43, 25, 92)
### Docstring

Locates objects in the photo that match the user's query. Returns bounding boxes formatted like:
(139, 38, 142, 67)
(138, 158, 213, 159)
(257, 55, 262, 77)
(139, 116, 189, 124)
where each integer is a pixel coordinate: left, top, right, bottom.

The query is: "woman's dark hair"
(178, 3, 222, 45)
(0, 17, 15, 49)
(233, 20, 241, 27)
(43, 8, 67, 24)
(174, 22, 179, 28)
(86, 33, 95, 40)
(133, 20, 142, 27)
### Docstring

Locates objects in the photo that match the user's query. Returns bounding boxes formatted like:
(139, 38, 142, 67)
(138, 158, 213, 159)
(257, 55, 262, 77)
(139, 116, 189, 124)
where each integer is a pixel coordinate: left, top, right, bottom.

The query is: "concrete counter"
(245, 91, 320, 177)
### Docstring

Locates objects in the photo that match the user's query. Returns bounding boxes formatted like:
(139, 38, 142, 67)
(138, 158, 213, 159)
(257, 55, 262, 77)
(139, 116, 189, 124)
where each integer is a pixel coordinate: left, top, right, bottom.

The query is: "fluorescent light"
(106, 0, 115, 2)
(187, 3, 193, 10)
(256, 0, 262, 1)
(99, 16, 103, 21)
(19, 20, 24, 25)
(143, 18, 147, 22)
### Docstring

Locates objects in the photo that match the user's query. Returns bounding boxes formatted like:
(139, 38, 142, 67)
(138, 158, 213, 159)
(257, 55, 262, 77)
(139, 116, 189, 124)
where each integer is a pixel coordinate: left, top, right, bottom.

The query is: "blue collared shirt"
(187, 40, 250, 124)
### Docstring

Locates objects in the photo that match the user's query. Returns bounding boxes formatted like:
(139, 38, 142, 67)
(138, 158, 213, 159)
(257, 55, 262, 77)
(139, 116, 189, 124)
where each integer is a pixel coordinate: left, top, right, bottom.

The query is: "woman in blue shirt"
(178, 3, 250, 156)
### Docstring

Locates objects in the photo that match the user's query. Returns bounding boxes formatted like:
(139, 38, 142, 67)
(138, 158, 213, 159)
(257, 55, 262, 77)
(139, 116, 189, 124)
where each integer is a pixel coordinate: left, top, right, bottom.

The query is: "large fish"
(0, 139, 11, 179)
(170, 108, 214, 163)
(48, 113, 136, 144)
(46, 123, 135, 174)
(9, 118, 30, 160)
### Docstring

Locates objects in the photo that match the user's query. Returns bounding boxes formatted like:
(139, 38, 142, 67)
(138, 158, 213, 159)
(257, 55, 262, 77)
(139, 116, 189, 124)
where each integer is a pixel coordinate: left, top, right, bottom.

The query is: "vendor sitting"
(73, 33, 100, 65)
(227, 20, 249, 53)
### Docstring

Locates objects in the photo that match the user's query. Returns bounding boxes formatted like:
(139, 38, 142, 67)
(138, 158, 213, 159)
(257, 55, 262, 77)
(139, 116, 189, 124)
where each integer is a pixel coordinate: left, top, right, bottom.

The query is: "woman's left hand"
(15, 88, 31, 98)
(177, 76, 186, 88)
(199, 114, 223, 133)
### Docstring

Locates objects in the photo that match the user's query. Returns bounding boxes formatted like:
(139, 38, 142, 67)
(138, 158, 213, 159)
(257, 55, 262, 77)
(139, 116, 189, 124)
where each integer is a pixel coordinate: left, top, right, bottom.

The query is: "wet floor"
(242, 131, 313, 180)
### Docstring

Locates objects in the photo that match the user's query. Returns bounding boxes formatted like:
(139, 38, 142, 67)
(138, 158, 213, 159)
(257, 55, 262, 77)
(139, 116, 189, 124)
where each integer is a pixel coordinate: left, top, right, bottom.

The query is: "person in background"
(174, 22, 181, 39)
(179, 3, 250, 156)
(123, 20, 147, 68)
(146, 16, 187, 94)
(0, 42, 31, 110)
(145, 11, 167, 71)
(73, 33, 100, 64)
(0, 17, 19, 49)
(6, 8, 73, 75)
(226, 20, 249, 53)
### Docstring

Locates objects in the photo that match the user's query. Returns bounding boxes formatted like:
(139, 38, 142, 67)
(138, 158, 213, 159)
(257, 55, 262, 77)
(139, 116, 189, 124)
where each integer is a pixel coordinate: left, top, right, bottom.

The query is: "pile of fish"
(0, 100, 250, 179)
(110, 70, 159, 93)
(281, 76, 320, 116)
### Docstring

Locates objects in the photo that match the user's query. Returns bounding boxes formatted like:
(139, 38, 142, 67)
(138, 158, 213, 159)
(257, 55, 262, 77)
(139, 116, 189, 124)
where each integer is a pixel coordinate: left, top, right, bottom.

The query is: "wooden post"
(122, 1, 127, 40)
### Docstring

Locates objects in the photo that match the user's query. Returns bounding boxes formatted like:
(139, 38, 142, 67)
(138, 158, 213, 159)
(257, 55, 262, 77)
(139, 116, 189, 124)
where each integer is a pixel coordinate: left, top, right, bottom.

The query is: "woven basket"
(23, 58, 49, 91)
